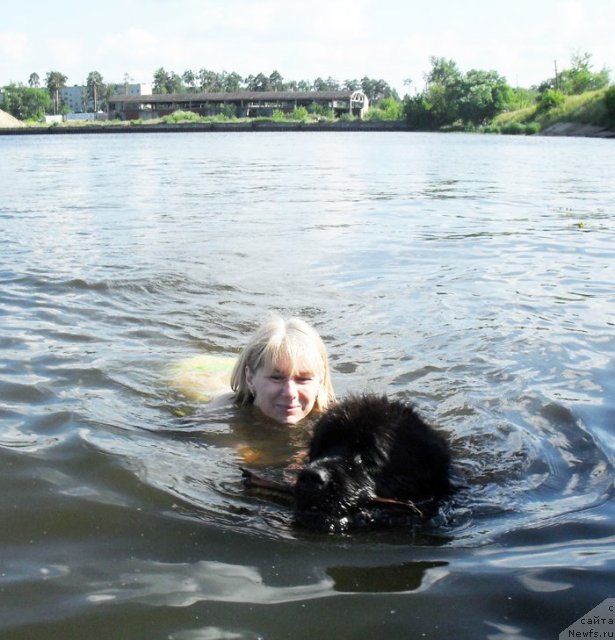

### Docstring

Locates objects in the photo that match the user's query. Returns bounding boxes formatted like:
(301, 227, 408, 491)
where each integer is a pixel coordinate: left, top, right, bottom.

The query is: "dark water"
(0, 131, 613, 640)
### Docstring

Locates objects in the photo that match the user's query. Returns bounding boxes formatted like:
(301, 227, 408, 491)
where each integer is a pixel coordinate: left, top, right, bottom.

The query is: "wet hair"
(231, 315, 335, 411)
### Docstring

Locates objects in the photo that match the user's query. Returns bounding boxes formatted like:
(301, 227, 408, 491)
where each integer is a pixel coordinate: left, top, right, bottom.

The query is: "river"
(0, 131, 613, 639)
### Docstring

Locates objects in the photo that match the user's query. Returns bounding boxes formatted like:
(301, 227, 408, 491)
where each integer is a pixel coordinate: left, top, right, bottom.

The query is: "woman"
(212, 315, 335, 425)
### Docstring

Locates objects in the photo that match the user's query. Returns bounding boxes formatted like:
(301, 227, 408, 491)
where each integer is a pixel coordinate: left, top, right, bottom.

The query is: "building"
(59, 85, 87, 112)
(59, 82, 151, 113)
(107, 90, 369, 120)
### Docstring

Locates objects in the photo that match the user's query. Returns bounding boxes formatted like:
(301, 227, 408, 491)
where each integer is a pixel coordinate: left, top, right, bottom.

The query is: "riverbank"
(0, 120, 409, 135)
(1, 118, 613, 137)
(540, 122, 615, 137)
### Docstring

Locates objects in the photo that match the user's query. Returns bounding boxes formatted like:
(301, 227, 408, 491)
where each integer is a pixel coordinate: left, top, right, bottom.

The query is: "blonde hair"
(231, 315, 335, 411)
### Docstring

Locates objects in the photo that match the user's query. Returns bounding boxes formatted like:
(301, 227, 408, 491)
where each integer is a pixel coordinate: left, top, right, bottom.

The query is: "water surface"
(1, 131, 614, 639)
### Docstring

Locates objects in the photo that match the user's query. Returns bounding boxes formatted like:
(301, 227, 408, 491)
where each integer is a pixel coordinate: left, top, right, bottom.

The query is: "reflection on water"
(0, 131, 614, 639)
(327, 561, 448, 593)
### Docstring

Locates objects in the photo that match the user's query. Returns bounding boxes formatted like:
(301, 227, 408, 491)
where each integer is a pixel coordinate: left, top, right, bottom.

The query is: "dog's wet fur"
(241, 394, 454, 532)
(293, 394, 453, 532)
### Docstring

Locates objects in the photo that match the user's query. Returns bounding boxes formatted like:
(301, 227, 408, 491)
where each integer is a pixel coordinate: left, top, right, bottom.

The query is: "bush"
(525, 121, 541, 134)
(500, 121, 540, 135)
(365, 108, 385, 121)
(162, 110, 203, 123)
(536, 89, 565, 113)
(605, 86, 615, 121)
(220, 104, 237, 119)
(290, 106, 309, 121)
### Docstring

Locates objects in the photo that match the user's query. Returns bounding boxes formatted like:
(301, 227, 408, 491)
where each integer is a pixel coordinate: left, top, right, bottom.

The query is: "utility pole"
(554, 60, 559, 90)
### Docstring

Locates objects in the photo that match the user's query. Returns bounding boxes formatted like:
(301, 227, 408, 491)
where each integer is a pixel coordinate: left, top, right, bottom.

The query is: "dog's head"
(294, 454, 378, 532)
(291, 394, 452, 532)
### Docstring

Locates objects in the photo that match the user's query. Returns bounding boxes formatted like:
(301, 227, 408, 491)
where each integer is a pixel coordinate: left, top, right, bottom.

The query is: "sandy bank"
(0, 109, 25, 128)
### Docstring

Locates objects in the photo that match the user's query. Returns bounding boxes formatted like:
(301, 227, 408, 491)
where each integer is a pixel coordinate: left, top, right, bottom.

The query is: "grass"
(491, 88, 612, 134)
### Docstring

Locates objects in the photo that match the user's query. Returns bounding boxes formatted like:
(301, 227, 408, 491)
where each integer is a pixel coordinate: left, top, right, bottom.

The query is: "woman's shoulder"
(207, 391, 236, 409)
(167, 354, 236, 402)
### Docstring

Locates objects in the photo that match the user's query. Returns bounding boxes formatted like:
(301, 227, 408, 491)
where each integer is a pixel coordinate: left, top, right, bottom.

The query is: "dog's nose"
(296, 467, 329, 494)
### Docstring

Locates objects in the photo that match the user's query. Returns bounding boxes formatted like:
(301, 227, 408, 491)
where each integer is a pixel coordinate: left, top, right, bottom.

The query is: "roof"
(108, 90, 365, 104)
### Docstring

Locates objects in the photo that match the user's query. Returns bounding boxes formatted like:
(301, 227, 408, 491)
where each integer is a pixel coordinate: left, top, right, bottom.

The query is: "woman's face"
(246, 359, 321, 425)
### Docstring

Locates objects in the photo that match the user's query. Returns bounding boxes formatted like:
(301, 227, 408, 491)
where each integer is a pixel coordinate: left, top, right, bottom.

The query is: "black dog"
(242, 394, 453, 532)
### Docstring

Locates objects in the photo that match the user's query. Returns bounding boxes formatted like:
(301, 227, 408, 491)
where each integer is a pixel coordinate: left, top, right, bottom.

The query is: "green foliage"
(218, 103, 237, 119)
(152, 67, 184, 94)
(507, 87, 538, 110)
(162, 110, 204, 123)
(538, 52, 610, 95)
(365, 97, 403, 121)
(402, 93, 435, 129)
(86, 71, 105, 112)
(45, 70, 67, 114)
(500, 121, 540, 135)
(605, 86, 615, 122)
(307, 102, 334, 119)
(402, 57, 513, 128)
(290, 106, 309, 121)
(493, 87, 612, 132)
(536, 89, 566, 113)
(360, 77, 399, 102)
(1, 83, 51, 121)
(271, 109, 286, 121)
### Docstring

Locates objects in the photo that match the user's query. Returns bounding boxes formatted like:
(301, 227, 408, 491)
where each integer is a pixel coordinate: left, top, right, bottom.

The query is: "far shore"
(1, 119, 613, 137)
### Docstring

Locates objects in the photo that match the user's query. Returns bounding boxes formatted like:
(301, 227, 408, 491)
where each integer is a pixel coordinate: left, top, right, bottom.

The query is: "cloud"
(558, 1, 585, 37)
(0, 32, 29, 62)
(46, 37, 83, 75)
(100, 28, 160, 62)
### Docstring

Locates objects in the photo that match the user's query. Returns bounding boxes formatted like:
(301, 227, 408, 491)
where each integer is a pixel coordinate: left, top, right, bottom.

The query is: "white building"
(59, 82, 151, 113)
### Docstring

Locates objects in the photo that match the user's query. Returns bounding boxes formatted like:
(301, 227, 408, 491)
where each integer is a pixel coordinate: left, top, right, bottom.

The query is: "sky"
(1, 0, 613, 96)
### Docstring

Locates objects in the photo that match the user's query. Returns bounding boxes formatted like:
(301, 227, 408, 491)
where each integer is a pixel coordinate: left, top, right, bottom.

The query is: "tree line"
(403, 52, 611, 128)
(154, 67, 398, 103)
(1, 67, 398, 121)
(1, 52, 611, 126)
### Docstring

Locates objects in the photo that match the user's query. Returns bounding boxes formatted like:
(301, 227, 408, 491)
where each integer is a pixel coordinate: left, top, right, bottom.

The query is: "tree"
(538, 52, 610, 95)
(167, 72, 185, 94)
(313, 76, 339, 91)
(28, 73, 40, 88)
(360, 77, 397, 102)
(153, 67, 169, 94)
(122, 73, 134, 95)
(247, 72, 270, 91)
(198, 69, 219, 92)
(182, 69, 197, 92)
(425, 57, 463, 87)
(458, 69, 512, 124)
(402, 57, 512, 128)
(343, 79, 361, 91)
(222, 71, 243, 93)
(45, 71, 67, 114)
(268, 70, 285, 91)
(2, 83, 51, 120)
(604, 86, 615, 123)
(152, 68, 185, 94)
(422, 57, 464, 125)
(560, 52, 610, 94)
(86, 71, 104, 112)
